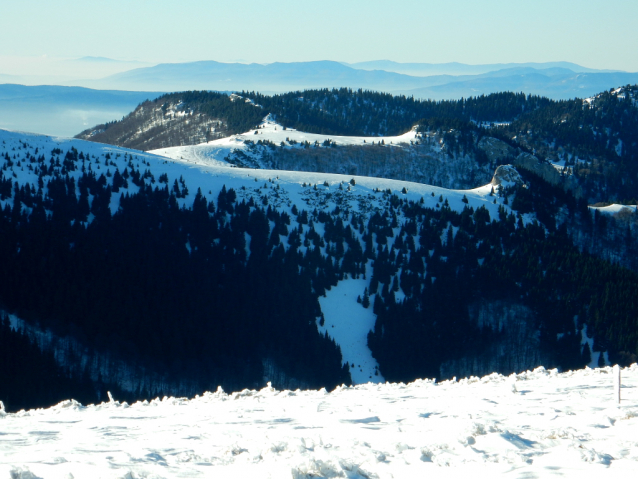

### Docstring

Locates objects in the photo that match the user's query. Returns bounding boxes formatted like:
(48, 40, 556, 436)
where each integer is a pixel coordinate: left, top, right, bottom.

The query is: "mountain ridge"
(345, 60, 621, 76)
(2, 126, 638, 411)
(77, 86, 638, 205)
(68, 60, 638, 100)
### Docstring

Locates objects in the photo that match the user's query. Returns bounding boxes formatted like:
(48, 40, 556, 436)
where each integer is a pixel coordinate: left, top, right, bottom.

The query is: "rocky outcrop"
(513, 152, 559, 184)
(479, 136, 583, 197)
(491, 164, 524, 188)
(478, 136, 516, 162)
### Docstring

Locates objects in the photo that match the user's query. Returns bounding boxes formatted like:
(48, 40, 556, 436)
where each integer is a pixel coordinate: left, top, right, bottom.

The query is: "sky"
(1, 0, 637, 75)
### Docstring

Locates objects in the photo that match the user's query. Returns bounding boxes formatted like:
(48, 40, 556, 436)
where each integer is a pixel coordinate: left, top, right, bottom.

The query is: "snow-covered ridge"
(147, 115, 501, 191)
(2, 365, 637, 478)
(591, 204, 637, 215)
(149, 115, 421, 168)
(0, 127, 508, 222)
(0, 125, 507, 217)
(0, 127, 519, 394)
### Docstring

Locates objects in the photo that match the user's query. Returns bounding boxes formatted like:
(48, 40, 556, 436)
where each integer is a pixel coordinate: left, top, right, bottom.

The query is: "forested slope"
(77, 86, 638, 207)
(2, 130, 638, 411)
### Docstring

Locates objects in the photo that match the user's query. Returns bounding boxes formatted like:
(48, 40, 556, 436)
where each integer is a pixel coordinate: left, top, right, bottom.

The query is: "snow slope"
(591, 204, 637, 215)
(1, 128, 517, 388)
(148, 114, 420, 168)
(2, 129, 637, 477)
(318, 274, 384, 385)
(2, 365, 637, 478)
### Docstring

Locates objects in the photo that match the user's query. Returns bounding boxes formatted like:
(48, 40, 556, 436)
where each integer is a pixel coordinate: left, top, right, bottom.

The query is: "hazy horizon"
(2, 0, 637, 81)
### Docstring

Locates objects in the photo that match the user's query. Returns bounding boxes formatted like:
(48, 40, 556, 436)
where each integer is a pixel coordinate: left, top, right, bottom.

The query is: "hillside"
(77, 86, 638, 206)
(75, 91, 264, 150)
(77, 89, 537, 149)
(149, 114, 496, 190)
(496, 85, 638, 203)
(2, 128, 638, 413)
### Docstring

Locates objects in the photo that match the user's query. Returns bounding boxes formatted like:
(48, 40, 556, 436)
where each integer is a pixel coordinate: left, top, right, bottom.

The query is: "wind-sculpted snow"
(2, 366, 637, 478)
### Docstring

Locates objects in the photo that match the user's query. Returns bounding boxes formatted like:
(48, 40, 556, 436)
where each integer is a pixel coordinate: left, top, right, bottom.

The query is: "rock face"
(478, 136, 516, 162)
(491, 164, 524, 188)
(479, 136, 583, 197)
(514, 152, 561, 184)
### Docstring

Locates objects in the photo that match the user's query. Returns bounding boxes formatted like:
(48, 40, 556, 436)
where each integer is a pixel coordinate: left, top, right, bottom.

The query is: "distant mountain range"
(76, 60, 430, 93)
(71, 60, 638, 101)
(344, 60, 615, 76)
(2, 60, 637, 136)
(404, 68, 638, 101)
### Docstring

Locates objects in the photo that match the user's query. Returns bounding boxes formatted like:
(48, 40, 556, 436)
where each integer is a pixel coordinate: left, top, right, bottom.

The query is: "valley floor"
(2, 365, 637, 479)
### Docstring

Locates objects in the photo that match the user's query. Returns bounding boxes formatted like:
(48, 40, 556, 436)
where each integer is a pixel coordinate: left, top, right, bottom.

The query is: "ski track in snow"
(2, 366, 637, 478)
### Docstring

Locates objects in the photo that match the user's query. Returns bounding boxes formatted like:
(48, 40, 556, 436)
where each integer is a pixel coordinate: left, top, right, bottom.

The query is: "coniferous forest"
(77, 86, 638, 203)
(1, 132, 638, 412)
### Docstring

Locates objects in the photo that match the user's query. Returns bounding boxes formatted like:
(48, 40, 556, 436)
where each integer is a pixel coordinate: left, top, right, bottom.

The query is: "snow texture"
(318, 273, 384, 384)
(1, 366, 637, 478)
(148, 114, 420, 168)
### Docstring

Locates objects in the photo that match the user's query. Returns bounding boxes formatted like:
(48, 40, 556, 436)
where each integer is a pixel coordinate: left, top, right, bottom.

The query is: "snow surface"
(148, 114, 420, 168)
(2, 366, 638, 478)
(590, 204, 637, 215)
(317, 272, 384, 384)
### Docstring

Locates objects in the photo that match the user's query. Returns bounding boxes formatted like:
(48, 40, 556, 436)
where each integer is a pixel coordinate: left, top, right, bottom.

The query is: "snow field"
(2, 365, 638, 478)
(148, 114, 421, 168)
(318, 270, 384, 384)
(590, 203, 637, 215)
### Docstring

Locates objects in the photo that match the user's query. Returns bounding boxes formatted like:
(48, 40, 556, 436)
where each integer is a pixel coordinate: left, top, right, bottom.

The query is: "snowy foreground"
(2, 366, 638, 479)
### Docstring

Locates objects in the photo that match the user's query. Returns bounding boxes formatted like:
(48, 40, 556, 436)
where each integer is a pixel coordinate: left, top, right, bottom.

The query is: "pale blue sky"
(2, 0, 637, 71)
